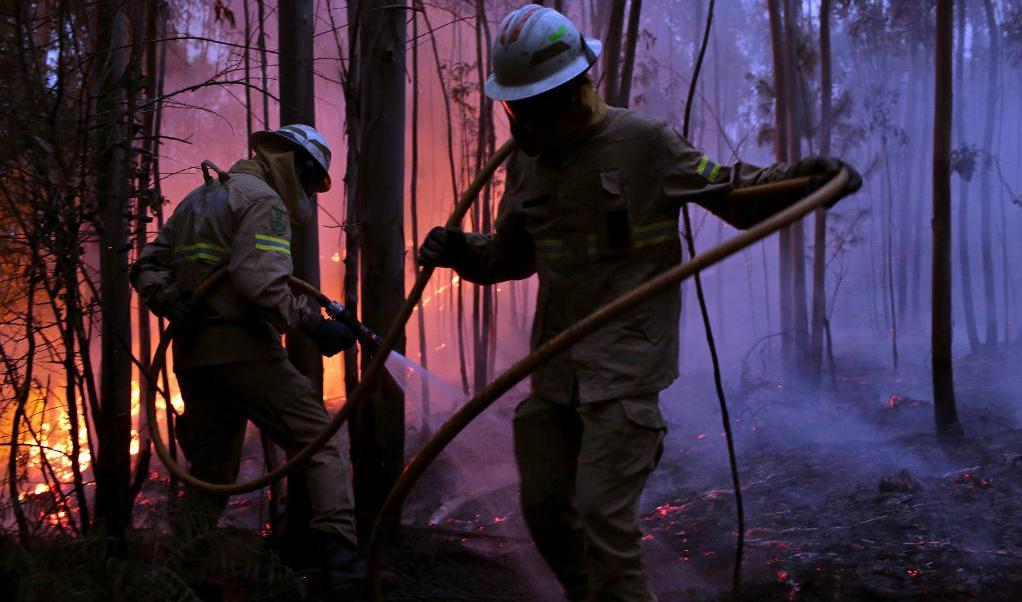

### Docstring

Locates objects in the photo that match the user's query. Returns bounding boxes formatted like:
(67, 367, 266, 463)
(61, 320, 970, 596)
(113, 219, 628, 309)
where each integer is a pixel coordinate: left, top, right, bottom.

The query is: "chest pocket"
(597, 169, 632, 258)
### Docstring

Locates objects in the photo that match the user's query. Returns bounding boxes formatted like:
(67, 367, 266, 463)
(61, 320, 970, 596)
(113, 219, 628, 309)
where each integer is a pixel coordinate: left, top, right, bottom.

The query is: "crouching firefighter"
(418, 7, 862, 602)
(131, 124, 364, 596)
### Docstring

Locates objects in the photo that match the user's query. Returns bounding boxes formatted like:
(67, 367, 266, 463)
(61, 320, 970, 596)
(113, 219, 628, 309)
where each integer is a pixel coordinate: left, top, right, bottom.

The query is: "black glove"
(149, 285, 195, 324)
(303, 313, 357, 357)
(416, 226, 467, 268)
(791, 156, 863, 203)
(164, 299, 195, 324)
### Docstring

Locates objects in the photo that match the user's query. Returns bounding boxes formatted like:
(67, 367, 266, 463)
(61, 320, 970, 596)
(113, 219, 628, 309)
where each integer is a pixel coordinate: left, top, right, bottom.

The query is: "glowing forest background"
(2, 0, 1022, 599)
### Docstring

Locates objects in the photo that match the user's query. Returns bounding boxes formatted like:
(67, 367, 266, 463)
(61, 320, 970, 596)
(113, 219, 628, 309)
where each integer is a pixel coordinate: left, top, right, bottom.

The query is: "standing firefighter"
(418, 7, 861, 602)
(131, 125, 362, 596)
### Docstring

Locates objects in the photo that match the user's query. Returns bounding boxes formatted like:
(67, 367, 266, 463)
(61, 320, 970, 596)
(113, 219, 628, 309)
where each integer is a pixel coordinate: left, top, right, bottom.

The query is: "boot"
(307, 530, 366, 600)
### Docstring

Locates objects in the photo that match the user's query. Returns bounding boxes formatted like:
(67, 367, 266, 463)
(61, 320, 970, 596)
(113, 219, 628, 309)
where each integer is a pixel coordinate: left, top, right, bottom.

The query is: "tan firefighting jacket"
(456, 106, 792, 403)
(131, 156, 315, 370)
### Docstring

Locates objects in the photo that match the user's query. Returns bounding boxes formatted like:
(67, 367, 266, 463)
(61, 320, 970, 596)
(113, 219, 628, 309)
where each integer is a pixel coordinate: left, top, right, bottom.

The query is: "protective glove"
(148, 285, 195, 324)
(163, 299, 195, 324)
(416, 226, 467, 269)
(303, 313, 357, 357)
(790, 156, 863, 203)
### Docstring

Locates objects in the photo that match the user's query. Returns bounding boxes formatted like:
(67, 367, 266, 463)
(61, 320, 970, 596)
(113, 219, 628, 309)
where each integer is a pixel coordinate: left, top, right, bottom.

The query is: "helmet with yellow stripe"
(485, 6, 601, 102)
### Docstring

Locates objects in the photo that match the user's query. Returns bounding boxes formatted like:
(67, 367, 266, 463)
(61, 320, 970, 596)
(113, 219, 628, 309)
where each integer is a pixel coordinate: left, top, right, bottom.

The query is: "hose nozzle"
(325, 301, 384, 354)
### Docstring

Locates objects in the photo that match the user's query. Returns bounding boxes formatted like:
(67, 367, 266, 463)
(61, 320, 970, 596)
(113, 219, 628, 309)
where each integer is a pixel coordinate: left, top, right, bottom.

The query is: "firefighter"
(418, 7, 860, 602)
(131, 124, 362, 595)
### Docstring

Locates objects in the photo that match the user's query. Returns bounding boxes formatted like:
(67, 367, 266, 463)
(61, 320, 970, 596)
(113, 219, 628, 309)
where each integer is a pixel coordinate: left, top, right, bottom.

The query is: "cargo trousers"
(513, 389, 666, 602)
(172, 357, 356, 545)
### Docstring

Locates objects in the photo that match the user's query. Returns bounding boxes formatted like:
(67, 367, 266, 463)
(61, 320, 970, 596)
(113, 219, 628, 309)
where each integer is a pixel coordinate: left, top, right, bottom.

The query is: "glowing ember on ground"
(653, 502, 687, 518)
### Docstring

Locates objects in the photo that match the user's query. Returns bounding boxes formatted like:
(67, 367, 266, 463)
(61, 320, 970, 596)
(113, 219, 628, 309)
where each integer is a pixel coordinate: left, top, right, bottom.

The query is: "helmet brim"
(484, 38, 602, 102)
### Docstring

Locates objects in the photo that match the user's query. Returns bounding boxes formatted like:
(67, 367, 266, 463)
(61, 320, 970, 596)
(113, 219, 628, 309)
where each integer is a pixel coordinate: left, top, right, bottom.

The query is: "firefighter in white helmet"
(132, 124, 364, 597)
(419, 5, 861, 601)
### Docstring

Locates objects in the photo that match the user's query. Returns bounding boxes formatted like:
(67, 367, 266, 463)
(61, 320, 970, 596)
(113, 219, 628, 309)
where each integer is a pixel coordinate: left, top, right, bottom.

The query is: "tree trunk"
(809, 0, 831, 384)
(602, 0, 626, 104)
(92, 0, 134, 547)
(783, 0, 808, 377)
(409, 6, 430, 436)
(278, 0, 320, 534)
(954, 0, 981, 353)
(340, 0, 363, 525)
(351, 0, 407, 543)
(882, 136, 900, 370)
(979, 0, 1000, 349)
(615, 0, 643, 107)
(767, 0, 793, 370)
(932, 0, 963, 440)
(257, 0, 270, 128)
(472, 0, 491, 393)
(418, 3, 464, 393)
(127, 0, 153, 508)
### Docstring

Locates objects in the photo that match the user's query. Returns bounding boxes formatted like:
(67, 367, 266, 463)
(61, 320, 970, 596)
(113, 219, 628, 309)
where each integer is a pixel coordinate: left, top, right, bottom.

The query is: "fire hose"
(144, 141, 845, 600)
(143, 140, 516, 495)
(365, 168, 850, 601)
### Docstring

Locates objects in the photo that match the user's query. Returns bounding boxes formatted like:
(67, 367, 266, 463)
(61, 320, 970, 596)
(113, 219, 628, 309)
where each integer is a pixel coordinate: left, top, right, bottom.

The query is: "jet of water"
(383, 350, 467, 431)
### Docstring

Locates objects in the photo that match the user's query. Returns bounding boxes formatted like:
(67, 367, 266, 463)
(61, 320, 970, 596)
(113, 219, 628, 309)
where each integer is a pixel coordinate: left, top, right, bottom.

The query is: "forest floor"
(6, 339, 1022, 601)
(382, 338, 1022, 601)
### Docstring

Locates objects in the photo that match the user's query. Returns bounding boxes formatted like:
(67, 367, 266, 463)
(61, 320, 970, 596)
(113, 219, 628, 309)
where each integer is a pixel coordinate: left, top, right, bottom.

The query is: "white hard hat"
(485, 5, 602, 102)
(250, 124, 332, 192)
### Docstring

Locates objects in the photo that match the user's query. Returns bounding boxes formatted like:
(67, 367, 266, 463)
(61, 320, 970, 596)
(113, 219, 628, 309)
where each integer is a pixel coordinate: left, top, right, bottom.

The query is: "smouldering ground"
(11, 342, 1022, 601)
(385, 342, 1022, 601)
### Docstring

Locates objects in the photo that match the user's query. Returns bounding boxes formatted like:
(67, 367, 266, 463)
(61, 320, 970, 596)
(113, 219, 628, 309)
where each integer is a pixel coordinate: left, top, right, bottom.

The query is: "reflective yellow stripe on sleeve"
(175, 241, 230, 264)
(697, 154, 723, 183)
(254, 233, 291, 256)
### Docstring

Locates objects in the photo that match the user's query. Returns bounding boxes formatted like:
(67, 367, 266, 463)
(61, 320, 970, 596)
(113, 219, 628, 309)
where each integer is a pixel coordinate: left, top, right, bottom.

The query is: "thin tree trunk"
(410, 5, 430, 435)
(472, 1, 487, 392)
(148, 1, 178, 507)
(419, 2, 466, 392)
(352, 0, 407, 542)
(933, 0, 963, 440)
(340, 0, 363, 529)
(882, 136, 899, 370)
(602, 0, 626, 103)
(257, 0, 270, 128)
(127, 0, 153, 507)
(954, 0, 981, 353)
(243, 0, 253, 152)
(768, 0, 793, 369)
(809, 0, 831, 384)
(279, 0, 320, 534)
(783, 0, 808, 376)
(979, 0, 1000, 348)
(6, 264, 38, 542)
(93, 0, 134, 546)
(616, 0, 642, 107)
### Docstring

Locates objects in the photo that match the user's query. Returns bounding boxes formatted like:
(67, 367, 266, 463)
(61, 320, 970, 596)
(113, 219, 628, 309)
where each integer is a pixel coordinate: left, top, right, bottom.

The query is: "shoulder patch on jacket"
(270, 206, 288, 235)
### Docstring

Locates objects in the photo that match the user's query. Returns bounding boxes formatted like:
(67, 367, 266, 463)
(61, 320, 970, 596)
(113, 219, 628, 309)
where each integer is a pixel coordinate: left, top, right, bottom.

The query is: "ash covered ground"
(113, 338, 1022, 601)
(380, 340, 1022, 601)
